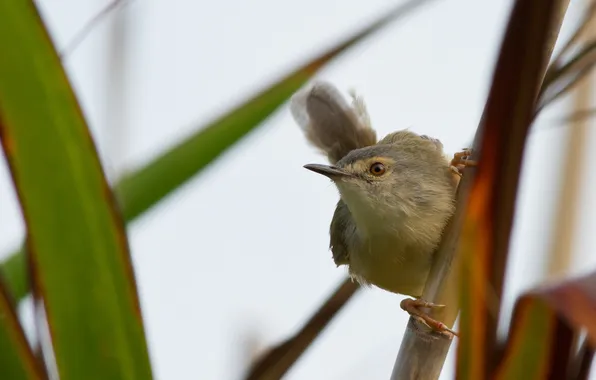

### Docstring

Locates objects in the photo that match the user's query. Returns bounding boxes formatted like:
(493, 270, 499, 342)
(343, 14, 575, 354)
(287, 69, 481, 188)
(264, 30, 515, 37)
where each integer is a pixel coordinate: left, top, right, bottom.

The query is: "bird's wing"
(329, 199, 357, 266)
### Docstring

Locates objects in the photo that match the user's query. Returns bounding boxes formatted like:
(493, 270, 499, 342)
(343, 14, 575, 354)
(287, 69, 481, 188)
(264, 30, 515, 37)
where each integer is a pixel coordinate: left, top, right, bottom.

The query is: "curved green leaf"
(2, 250, 27, 304)
(0, 1, 152, 379)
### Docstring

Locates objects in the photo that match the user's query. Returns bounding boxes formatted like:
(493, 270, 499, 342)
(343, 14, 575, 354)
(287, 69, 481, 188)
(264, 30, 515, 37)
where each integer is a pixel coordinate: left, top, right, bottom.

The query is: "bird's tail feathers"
(290, 81, 377, 164)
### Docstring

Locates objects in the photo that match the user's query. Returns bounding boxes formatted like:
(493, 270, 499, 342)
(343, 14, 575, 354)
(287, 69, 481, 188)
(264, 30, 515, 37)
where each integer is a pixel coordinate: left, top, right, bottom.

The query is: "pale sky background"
(2, 0, 596, 379)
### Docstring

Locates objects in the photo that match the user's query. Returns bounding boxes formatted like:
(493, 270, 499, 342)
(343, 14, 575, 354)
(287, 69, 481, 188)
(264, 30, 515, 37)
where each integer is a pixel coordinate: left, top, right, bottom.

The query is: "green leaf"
(1, 250, 27, 304)
(0, 277, 45, 380)
(1, 0, 433, 303)
(0, 1, 152, 379)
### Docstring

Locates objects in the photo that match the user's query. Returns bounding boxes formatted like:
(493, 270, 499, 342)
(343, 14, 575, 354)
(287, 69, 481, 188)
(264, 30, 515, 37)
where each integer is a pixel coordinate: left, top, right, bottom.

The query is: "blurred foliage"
(0, 1, 152, 378)
(1, 0, 596, 379)
(494, 273, 596, 379)
(0, 0, 430, 378)
(0, 281, 43, 380)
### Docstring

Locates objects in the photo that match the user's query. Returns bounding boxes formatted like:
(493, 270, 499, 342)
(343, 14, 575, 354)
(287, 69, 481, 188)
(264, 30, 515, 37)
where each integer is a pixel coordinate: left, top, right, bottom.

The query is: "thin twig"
(543, 1, 596, 86)
(538, 63, 596, 113)
(244, 279, 359, 380)
(538, 40, 596, 112)
(59, 0, 128, 59)
(545, 0, 595, 281)
(543, 40, 596, 93)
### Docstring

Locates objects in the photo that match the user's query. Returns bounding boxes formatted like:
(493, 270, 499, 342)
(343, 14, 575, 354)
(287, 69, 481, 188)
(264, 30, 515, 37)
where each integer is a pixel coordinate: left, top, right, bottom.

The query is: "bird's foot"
(450, 149, 476, 176)
(400, 298, 458, 337)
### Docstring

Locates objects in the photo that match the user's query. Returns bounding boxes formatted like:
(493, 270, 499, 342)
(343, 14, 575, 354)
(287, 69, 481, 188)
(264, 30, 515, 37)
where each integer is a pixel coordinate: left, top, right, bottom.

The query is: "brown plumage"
(290, 81, 377, 164)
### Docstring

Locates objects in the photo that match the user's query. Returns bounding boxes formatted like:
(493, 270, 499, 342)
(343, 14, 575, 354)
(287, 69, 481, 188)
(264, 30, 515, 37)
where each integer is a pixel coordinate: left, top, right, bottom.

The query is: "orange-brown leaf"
(495, 271, 596, 379)
(456, 1, 567, 379)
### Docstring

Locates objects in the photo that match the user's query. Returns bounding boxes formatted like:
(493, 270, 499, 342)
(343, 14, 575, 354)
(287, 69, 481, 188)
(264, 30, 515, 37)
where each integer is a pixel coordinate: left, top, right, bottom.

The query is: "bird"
(290, 81, 473, 335)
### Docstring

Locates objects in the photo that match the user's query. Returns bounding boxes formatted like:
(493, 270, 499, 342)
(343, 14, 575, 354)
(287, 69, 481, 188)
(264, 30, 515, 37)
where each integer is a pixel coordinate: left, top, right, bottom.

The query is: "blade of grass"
(542, 41, 596, 96)
(543, 2, 596, 89)
(538, 40, 596, 111)
(494, 271, 596, 379)
(454, 1, 569, 379)
(0, 1, 152, 378)
(59, 0, 127, 59)
(244, 279, 359, 380)
(0, 277, 46, 380)
(0, 0, 435, 305)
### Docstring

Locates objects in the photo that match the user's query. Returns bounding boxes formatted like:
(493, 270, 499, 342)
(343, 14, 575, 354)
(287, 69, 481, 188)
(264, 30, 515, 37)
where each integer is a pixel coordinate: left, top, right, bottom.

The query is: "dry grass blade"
(543, 1, 596, 87)
(243, 279, 359, 380)
(538, 40, 596, 112)
(59, 0, 128, 58)
(543, 40, 596, 93)
(545, 0, 595, 281)
(453, 1, 569, 379)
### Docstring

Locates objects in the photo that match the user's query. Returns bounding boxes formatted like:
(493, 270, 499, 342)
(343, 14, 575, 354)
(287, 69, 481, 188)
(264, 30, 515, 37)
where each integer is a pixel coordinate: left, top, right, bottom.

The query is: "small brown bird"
(290, 81, 472, 335)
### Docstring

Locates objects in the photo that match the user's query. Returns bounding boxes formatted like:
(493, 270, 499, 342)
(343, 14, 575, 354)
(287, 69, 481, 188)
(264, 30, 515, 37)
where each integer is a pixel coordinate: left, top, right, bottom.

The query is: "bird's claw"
(400, 298, 458, 337)
(450, 149, 477, 176)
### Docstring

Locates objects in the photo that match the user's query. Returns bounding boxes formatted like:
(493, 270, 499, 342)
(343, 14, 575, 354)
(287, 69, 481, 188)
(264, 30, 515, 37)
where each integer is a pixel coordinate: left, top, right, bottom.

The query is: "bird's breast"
(347, 232, 434, 297)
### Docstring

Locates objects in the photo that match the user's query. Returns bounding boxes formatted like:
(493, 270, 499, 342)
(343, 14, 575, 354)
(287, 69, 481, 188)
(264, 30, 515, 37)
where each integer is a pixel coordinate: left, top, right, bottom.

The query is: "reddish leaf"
(456, 0, 568, 378)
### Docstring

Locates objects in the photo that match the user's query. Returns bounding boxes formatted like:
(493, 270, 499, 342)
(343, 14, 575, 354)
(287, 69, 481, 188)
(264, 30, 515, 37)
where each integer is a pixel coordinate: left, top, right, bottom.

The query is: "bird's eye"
(369, 162, 386, 176)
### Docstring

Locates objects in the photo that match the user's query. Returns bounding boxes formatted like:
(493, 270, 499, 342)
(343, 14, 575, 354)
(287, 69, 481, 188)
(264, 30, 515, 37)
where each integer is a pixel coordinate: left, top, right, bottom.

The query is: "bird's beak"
(303, 163, 351, 179)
